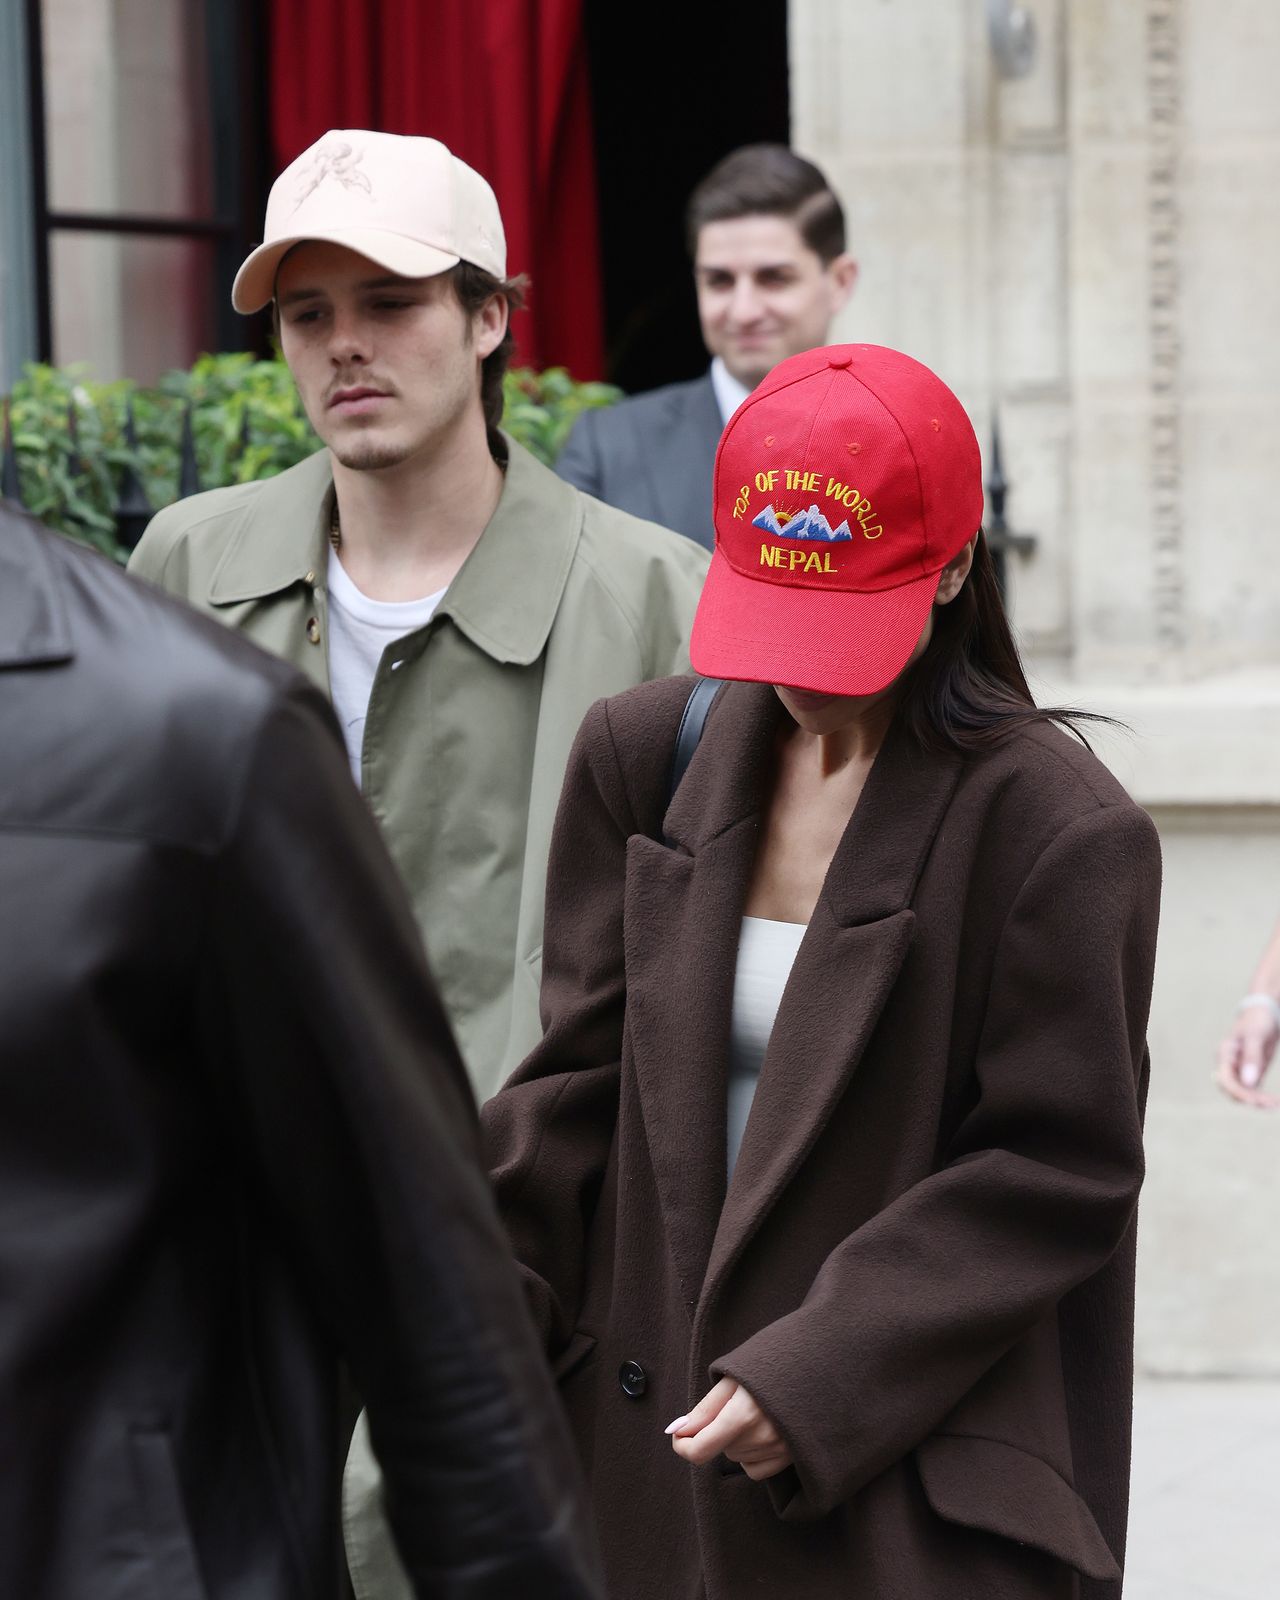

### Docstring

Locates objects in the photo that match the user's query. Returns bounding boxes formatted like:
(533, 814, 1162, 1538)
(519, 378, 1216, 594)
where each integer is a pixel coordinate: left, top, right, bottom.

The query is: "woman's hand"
(666, 1377, 793, 1482)
(1215, 999, 1280, 1109)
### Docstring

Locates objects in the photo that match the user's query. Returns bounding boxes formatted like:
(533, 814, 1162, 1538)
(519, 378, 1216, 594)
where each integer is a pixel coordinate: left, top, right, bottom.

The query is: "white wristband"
(1237, 993, 1280, 1029)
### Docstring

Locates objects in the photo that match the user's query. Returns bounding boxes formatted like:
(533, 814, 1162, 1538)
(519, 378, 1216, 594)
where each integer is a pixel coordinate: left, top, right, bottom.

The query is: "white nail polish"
(665, 1415, 689, 1435)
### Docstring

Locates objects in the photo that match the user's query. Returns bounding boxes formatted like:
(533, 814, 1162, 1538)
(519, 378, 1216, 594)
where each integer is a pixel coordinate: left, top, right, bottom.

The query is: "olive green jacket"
(129, 437, 709, 1102)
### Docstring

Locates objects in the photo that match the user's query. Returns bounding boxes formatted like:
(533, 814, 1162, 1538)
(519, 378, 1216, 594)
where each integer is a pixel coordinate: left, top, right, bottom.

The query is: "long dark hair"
(896, 532, 1117, 754)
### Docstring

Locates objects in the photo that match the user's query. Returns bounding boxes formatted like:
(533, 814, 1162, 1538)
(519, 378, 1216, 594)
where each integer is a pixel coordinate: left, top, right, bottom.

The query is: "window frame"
(24, 0, 268, 367)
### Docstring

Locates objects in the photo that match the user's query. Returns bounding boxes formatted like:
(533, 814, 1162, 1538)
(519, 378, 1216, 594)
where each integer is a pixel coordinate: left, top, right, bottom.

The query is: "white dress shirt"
(709, 357, 752, 427)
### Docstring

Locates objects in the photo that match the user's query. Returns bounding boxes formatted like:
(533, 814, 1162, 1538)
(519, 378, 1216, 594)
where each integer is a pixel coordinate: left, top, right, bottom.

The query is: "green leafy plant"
(3, 356, 620, 562)
(501, 365, 621, 466)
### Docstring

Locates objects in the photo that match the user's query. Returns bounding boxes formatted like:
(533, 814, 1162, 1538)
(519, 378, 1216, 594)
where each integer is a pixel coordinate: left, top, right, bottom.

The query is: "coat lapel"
(621, 683, 777, 1311)
(621, 685, 967, 1311)
(703, 719, 967, 1300)
(206, 448, 333, 605)
(643, 376, 721, 547)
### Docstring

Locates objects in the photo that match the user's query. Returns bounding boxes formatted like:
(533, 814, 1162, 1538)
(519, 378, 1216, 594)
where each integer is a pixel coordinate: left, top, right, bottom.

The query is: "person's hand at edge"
(666, 1377, 793, 1482)
(1216, 993, 1280, 1109)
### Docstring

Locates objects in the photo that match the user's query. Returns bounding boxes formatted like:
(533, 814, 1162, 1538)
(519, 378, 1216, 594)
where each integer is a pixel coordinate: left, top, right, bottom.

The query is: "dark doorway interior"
(584, 0, 789, 395)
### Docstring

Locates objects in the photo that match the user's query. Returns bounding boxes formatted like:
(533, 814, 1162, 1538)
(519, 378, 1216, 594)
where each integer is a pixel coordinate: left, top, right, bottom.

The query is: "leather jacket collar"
(0, 501, 74, 669)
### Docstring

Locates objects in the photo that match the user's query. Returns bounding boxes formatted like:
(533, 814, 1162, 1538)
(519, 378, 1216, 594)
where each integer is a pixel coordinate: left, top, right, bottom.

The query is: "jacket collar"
(663, 681, 964, 924)
(434, 436, 581, 666)
(647, 375, 721, 546)
(207, 436, 581, 666)
(208, 448, 333, 604)
(661, 370, 722, 430)
(659, 682, 780, 851)
(0, 504, 75, 669)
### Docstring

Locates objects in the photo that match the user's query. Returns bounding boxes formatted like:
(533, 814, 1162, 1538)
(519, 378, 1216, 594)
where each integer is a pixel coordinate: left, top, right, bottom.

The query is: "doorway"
(584, 0, 790, 394)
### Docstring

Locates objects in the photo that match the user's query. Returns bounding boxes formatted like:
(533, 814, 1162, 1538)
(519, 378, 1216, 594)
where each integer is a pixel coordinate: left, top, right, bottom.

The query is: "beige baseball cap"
(231, 129, 507, 313)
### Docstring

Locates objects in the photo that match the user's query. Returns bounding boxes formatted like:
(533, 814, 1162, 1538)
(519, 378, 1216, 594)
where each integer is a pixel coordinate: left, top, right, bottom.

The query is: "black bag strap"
(664, 676, 723, 844)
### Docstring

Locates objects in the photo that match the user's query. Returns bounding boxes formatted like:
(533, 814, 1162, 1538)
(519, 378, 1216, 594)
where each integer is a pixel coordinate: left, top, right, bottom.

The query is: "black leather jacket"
(0, 506, 602, 1600)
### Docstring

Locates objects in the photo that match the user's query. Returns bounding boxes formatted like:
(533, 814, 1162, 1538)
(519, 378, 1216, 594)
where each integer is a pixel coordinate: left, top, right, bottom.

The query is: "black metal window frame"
(23, 0, 268, 365)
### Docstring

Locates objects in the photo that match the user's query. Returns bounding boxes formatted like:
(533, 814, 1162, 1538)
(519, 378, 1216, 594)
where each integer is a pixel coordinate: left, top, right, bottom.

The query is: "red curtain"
(267, 0, 605, 378)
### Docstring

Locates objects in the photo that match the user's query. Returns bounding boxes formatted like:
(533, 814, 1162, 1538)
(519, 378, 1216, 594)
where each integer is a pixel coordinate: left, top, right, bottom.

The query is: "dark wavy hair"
(896, 532, 1116, 754)
(447, 261, 529, 451)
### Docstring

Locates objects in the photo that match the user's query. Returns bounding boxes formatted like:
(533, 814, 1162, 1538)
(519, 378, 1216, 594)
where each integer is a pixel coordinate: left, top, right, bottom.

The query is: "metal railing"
(1, 393, 250, 551)
(984, 412, 1036, 603)
(5, 393, 1039, 591)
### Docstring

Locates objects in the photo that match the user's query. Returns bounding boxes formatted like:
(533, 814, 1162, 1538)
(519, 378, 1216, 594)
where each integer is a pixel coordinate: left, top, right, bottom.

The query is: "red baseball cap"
(690, 343, 984, 696)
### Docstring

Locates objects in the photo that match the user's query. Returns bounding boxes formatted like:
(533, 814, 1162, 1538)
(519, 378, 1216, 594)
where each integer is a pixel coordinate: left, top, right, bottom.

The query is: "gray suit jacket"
(555, 372, 723, 550)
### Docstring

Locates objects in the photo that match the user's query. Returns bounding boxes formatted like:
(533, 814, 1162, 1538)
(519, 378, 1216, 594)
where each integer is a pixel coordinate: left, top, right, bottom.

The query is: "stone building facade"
(792, 0, 1280, 1374)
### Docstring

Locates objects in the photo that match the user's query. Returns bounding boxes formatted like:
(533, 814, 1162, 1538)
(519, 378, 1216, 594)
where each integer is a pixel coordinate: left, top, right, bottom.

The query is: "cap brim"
(231, 228, 461, 313)
(690, 548, 942, 697)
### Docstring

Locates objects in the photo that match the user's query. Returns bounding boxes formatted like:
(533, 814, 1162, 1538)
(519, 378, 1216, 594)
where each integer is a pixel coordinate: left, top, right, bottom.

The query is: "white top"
(326, 548, 446, 786)
(709, 357, 752, 426)
(726, 915, 808, 1181)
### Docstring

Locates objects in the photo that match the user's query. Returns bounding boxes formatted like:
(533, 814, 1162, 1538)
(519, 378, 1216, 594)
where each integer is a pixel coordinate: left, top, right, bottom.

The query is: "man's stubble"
(330, 438, 418, 474)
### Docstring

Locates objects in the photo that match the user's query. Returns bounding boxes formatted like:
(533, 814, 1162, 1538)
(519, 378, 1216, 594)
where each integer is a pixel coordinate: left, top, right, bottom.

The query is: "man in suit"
(0, 499, 603, 1599)
(556, 144, 858, 548)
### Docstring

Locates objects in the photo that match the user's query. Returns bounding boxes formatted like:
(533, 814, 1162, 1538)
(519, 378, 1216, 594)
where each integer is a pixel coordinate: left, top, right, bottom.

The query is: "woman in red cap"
(484, 344, 1160, 1600)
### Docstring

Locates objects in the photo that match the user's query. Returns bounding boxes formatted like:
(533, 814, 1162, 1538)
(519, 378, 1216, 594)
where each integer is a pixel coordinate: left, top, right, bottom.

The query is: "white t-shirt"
(726, 915, 808, 1181)
(326, 548, 446, 786)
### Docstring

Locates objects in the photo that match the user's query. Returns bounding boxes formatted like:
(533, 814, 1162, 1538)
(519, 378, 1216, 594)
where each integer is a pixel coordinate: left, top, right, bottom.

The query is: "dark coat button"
(618, 1360, 647, 1399)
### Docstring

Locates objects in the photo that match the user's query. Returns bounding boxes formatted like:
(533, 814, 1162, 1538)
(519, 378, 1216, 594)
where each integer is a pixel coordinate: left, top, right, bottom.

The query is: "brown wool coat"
(483, 677, 1162, 1600)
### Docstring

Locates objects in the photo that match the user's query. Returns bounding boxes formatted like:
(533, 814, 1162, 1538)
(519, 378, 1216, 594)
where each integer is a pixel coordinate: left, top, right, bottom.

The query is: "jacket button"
(306, 616, 321, 645)
(618, 1360, 647, 1399)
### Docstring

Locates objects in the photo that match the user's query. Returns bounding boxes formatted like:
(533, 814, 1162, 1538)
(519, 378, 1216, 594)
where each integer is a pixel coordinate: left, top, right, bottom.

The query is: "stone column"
(791, 0, 1073, 659)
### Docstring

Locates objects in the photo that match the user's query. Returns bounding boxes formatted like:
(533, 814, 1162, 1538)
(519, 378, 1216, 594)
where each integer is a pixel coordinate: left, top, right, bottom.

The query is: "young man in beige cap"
(131, 130, 708, 1106)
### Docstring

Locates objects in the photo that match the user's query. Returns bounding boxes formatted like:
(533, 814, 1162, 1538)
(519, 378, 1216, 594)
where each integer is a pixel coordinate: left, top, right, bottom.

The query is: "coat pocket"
(915, 1434, 1121, 1583)
(552, 1328, 597, 1384)
(128, 1426, 210, 1600)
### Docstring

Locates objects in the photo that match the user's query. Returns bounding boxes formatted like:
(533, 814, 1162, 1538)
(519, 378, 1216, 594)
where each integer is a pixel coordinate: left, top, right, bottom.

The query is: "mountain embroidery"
(752, 503, 853, 542)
